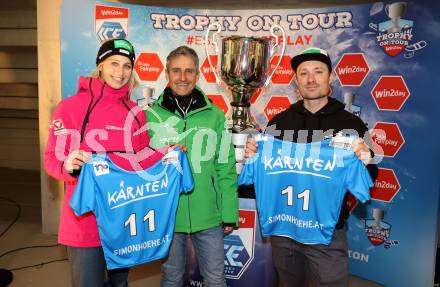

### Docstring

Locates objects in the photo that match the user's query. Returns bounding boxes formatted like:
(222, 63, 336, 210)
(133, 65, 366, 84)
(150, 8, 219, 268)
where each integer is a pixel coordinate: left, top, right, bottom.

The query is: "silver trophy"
(132, 86, 155, 109)
(205, 23, 286, 165)
(386, 2, 407, 33)
(343, 92, 355, 113)
(372, 207, 385, 228)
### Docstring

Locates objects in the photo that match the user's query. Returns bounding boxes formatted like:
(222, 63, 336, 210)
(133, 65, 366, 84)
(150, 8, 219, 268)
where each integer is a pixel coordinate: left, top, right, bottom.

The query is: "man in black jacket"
(245, 47, 378, 287)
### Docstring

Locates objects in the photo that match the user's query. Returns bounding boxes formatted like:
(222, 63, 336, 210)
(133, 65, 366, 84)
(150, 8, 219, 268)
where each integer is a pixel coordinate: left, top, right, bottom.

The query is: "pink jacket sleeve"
(43, 101, 80, 182)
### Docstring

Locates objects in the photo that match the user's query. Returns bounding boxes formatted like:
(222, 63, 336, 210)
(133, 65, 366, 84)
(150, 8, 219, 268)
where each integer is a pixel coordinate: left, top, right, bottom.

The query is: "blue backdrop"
(60, 1, 440, 286)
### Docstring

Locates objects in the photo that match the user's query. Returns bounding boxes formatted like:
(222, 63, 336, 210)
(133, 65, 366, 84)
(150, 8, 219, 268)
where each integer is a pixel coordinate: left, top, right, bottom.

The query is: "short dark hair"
(166, 46, 199, 74)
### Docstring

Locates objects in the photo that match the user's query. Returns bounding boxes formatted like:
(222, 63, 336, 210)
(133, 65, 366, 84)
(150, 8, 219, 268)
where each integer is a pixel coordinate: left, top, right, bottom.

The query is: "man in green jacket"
(146, 45, 238, 287)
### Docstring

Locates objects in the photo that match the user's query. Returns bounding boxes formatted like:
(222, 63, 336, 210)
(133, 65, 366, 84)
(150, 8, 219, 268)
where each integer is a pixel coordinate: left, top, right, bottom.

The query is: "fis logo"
(224, 235, 250, 274)
(95, 5, 129, 43)
(97, 22, 126, 42)
(93, 160, 110, 176)
(369, 2, 427, 58)
(364, 208, 392, 247)
(223, 210, 256, 279)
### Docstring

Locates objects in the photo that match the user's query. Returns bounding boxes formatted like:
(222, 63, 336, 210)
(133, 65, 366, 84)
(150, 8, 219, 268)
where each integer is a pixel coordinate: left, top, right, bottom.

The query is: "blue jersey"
(238, 135, 373, 245)
(70, 149, 194, 269)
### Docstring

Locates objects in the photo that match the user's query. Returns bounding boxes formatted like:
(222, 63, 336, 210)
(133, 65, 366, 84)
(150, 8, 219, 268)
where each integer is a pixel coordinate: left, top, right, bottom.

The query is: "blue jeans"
(161, 226, 226, 287)
(67, 246, 129, 287)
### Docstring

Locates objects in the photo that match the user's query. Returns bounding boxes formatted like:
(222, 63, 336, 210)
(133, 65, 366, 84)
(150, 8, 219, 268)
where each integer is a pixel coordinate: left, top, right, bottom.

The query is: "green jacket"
(146, 87, 238, 233)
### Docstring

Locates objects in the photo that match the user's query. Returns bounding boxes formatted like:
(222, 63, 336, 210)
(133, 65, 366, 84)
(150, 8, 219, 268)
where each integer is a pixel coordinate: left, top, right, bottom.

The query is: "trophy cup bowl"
(343, 92, 355, 113)
(386, 2, 407, 32)
(205, 23, 286, 166)
(221, 36, 269, 91)
(221, 35, 272, 132)
(205, 23, 286, 132)
(386, 2, 407, 19)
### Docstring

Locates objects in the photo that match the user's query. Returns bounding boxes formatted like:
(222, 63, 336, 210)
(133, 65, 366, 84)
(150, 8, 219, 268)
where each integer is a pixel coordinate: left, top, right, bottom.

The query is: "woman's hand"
(64, 150, 91, 172)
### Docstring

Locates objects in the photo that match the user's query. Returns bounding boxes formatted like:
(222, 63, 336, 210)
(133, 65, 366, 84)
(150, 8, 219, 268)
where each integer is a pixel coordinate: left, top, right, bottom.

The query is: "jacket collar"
(158, 86, 211, 116)
(77, 76, 130, 103)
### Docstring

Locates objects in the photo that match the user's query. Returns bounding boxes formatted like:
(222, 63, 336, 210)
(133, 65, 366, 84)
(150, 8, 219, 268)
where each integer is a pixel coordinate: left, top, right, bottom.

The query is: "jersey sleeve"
(179, 151, 194, 193)
(238, 158, 255, 186)
(344, 158, 374, 203)
(70, 163, 97, 216)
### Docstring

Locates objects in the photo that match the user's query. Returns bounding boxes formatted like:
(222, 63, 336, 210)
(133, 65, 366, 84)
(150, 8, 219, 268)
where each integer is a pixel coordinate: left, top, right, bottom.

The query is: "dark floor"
(0, 167, 382, 287)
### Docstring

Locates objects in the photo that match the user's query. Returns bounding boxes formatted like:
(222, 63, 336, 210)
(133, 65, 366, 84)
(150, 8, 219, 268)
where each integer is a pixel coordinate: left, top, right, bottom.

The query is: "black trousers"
(271, 228, 349, 287)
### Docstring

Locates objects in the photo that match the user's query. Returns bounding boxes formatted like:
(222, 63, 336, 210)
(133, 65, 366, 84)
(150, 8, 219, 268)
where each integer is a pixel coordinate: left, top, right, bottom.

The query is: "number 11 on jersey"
(124, 210, 156, 237)
(281, 186, 310, 211)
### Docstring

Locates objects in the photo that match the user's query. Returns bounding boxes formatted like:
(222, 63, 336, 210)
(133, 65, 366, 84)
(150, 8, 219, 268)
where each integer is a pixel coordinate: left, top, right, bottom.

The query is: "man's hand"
(64, 150, 91, 173)
(352, 138, 372, 165)
(223, 226, 234, 235)
(244, 137, 258, 159)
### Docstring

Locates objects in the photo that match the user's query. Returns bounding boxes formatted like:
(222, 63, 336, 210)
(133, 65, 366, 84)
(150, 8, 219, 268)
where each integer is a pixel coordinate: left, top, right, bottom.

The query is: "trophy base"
(231, 127, 259, 174)
(230, 105, 257, 132)
(228, 104, 260, 173)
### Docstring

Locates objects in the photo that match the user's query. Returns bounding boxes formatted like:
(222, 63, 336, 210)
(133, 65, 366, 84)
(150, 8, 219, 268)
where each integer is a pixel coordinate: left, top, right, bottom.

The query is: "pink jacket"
(44, 76, 164, 247)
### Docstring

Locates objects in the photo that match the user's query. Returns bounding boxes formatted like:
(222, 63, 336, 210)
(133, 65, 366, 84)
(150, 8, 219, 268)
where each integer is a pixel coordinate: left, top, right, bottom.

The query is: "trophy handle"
(264, 24, 286, 87)
(385, 4, 389, 17)
(205, 22, 222, 84)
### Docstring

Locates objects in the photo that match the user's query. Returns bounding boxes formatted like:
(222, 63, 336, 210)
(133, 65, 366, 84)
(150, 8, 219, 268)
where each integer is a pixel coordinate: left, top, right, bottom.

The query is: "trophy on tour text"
(204, 23, 286, 165)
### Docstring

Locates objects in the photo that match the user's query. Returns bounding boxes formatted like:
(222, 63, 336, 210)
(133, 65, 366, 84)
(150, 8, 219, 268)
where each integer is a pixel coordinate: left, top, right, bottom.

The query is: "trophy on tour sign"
(204, 23, 286, 165)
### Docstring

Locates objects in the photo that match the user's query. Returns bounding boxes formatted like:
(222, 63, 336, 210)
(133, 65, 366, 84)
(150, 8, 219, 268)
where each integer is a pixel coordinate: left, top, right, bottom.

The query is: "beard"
(301, 93, 327, 100)
(298, 86, 332, 101)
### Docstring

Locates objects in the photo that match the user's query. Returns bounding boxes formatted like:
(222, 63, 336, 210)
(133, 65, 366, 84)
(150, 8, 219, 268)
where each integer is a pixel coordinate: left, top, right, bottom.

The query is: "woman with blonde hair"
(44, 38, 163, 287)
